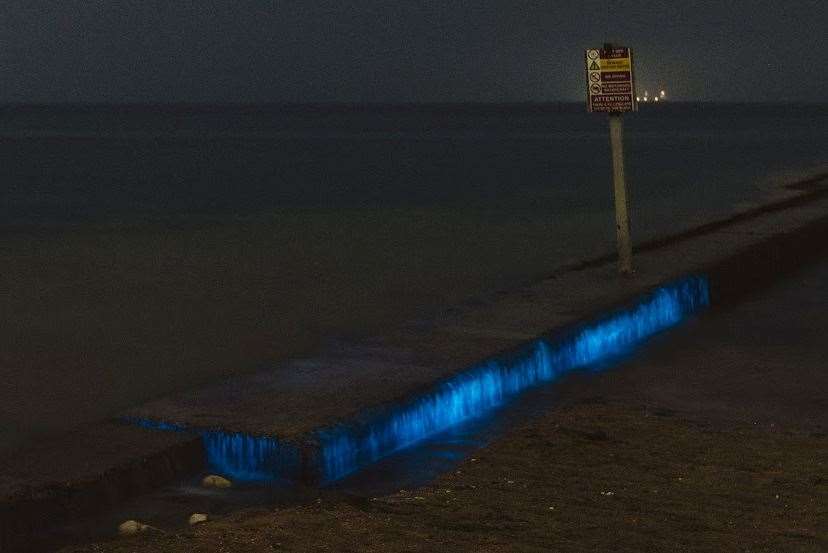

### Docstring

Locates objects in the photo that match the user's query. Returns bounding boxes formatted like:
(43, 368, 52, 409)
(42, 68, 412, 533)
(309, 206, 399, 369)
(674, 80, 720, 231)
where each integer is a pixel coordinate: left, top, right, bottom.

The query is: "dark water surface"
(2, 103, 826, 229)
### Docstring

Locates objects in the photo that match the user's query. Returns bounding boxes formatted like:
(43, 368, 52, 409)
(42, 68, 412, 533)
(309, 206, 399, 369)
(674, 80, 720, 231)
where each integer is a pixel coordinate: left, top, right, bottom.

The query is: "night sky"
(2, 0, 826, 103)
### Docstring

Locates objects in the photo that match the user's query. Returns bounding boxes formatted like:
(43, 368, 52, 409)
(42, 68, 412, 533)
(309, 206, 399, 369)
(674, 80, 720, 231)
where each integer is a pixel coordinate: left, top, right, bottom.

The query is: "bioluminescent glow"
(125, 417, 301, 482)
(315, 275, 709, 482)
(128, 417, 185, 432)
(201, 430, 300, 481)
(125, 275, 709, 484)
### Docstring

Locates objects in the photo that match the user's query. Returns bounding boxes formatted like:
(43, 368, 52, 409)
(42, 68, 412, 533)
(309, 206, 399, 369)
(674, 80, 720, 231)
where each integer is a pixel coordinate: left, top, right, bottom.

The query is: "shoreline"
(1, 170, 824, 548)
(52, 225, 828, 553)
(60, 402, 826, 553)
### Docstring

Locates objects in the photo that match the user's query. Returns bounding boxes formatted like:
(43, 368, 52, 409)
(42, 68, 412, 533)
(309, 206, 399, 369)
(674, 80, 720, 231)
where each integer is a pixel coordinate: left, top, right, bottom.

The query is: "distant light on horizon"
(638, 89, 667, 103)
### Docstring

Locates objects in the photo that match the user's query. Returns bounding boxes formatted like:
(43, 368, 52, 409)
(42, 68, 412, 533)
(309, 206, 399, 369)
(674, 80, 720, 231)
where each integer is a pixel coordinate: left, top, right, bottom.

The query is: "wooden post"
(609, 112, 633, 274)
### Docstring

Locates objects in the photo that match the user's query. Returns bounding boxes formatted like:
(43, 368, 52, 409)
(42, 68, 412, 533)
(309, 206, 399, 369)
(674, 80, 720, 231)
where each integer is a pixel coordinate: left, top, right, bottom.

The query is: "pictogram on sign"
(585, 46, 637, 113)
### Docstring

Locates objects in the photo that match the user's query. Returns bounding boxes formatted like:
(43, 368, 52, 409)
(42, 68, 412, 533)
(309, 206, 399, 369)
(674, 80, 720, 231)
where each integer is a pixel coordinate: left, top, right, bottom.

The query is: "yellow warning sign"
(601, 58, 630, 70)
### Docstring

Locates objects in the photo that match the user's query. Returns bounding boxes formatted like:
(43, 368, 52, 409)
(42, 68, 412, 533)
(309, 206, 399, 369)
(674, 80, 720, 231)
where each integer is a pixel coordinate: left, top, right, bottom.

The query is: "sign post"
(585, 44, 636, 274)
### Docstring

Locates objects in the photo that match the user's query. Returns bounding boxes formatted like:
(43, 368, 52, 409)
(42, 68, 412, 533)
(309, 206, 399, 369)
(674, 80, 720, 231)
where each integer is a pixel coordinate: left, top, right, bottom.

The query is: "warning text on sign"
(585, 46, 637, 114)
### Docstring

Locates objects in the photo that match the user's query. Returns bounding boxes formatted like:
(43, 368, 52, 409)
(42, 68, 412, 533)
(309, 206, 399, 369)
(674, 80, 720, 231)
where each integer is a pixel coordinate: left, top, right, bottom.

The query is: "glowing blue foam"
(315, 275, 709, 482)
(200, 430, 301, 482)
(126, 275, 709, 484)
(126, 417, 301, 481)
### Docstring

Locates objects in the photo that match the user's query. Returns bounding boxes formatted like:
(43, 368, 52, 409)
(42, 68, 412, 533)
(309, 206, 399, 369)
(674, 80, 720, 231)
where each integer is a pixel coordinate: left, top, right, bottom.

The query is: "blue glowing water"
(316, 275, 710, 482)
(126, 417, 301, 481)
(201, 431, 300, 482)
(126, 275, 709, 484)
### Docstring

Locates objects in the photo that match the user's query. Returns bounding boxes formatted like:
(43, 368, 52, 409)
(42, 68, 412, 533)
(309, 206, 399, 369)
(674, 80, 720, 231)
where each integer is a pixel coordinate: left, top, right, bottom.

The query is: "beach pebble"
(118, 520, 148, 535)
(201, 474, 232, 488)
(188, 513, 209, 525)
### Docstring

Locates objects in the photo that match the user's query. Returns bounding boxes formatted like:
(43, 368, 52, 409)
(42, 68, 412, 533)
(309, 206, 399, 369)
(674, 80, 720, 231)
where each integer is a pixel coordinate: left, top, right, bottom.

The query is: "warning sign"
(585, 46, 636, 113)
(599, 82, 632, 93)
(601, 71, 631, 82)
(601, 58, 630, 71)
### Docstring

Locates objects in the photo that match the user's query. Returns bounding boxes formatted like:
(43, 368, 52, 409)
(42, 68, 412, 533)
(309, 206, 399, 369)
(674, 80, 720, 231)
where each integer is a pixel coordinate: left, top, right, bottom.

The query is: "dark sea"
(2, 103, 827, 453)
(2, 103, 826, 231)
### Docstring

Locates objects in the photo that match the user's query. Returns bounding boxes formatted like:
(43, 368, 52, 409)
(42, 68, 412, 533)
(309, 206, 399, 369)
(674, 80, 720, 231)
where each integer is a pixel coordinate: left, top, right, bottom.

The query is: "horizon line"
(2, 100, 826, 111)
